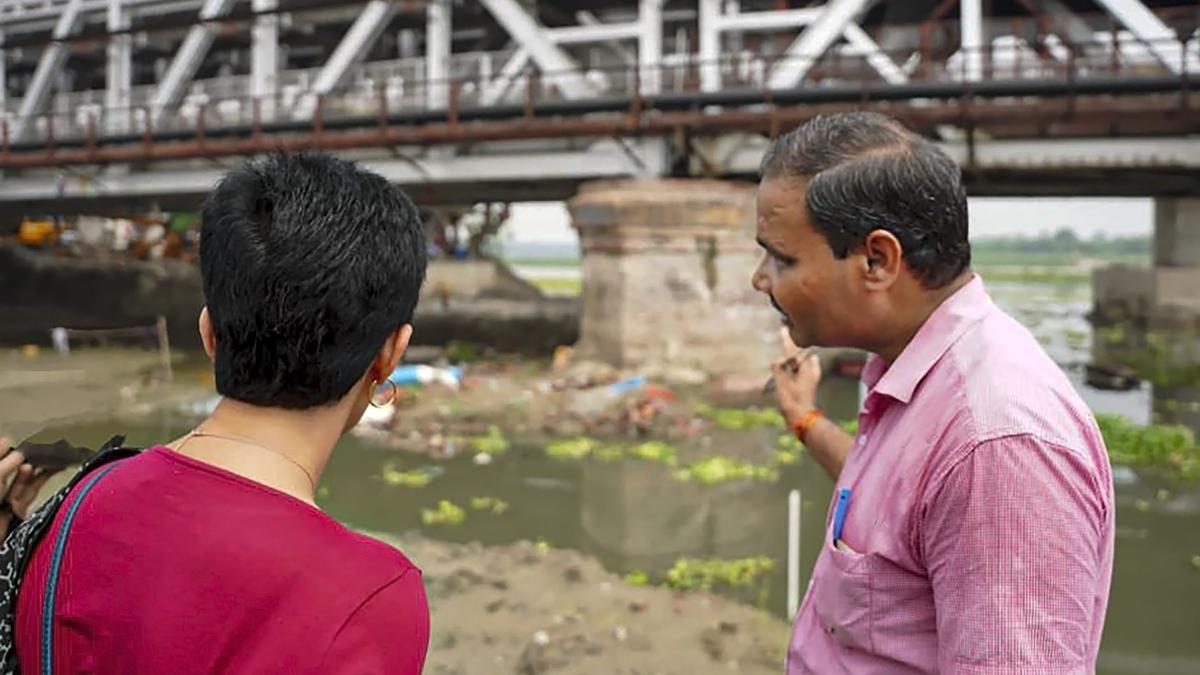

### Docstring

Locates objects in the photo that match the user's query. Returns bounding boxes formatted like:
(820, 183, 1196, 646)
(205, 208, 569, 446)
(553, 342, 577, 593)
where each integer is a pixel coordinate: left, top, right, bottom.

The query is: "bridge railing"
(2, 33, 1195, 154)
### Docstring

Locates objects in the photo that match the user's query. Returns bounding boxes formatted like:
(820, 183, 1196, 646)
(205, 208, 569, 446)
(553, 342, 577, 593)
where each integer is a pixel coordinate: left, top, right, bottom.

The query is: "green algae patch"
(665, 557, 776, 591)
(674, 456, 779, 485)
(380, 462, 434, 488)
(546, 437, 599, 460)
(1097, 414, 1200, 481)
(469, 425, 510, 455)
(422, 500, 466, 526)
(469, 497, 510, 514)
(696, 404, 785, 430)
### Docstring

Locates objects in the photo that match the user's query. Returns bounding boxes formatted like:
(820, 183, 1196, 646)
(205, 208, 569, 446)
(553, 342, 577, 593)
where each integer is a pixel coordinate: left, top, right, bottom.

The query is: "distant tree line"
(972, 228, 1150, 264)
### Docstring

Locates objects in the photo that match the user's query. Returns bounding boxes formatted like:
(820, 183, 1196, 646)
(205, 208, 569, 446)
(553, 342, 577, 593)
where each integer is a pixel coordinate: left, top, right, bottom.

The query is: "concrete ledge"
(1093, 265, 1200, 325)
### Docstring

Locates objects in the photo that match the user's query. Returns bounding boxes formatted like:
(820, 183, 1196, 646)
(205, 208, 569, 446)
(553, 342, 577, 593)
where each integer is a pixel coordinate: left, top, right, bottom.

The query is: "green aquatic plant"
(674, 456, 779, 485)
(469, 497, 509, 514)
(772, 449, 799, 466)
(421, 500, 466, 526)
(545, 437, 598, 460)
(469, 425, 510, 455)
(696, 404, 785, 430)
(1096, 414, 1200, 480)
(380, 463, 434, 488)
(594, 444, 627, 462)
(1191, 555, 1200, 572)
(664, 557, 776, 591)
(628, 440, 678, 466)
(623, 570, 649, 586)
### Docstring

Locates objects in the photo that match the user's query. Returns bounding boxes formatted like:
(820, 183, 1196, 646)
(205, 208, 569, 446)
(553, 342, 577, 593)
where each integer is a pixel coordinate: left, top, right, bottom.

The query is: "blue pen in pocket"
(831, 487, 852, 543)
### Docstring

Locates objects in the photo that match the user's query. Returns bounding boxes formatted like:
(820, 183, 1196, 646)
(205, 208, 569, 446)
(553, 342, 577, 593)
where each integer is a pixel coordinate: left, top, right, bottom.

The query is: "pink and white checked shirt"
(788, 276, 1114, 675)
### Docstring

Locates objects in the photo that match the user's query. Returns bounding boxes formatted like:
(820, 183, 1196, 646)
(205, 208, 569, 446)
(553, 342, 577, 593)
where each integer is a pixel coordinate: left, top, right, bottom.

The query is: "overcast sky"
(501, 197, 1154, 245)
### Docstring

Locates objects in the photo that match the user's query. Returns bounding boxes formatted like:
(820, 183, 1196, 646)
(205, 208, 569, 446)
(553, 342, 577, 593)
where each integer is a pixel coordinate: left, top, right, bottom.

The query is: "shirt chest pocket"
(811, 543, 875, 653)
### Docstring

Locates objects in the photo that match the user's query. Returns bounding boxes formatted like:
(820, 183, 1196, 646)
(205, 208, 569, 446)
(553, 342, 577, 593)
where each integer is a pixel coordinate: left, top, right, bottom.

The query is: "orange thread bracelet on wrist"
(792, 409, 824, 443)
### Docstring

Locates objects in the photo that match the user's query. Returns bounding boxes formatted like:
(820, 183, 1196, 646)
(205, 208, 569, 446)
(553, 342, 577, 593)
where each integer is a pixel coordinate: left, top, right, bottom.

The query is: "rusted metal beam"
(0, 95, 1194, 170)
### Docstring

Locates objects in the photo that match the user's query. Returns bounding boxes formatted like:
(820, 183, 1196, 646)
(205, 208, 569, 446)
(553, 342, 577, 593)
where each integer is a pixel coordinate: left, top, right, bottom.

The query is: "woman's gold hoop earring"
(370, 379, 399, 408)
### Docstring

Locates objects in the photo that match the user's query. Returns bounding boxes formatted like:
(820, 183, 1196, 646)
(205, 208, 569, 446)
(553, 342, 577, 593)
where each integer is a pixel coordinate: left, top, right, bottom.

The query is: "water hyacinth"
(627, 441, 678, 466)
(623, 570, 649, 586)
(674, 456, 779, 485)
(380, 462, 434, 488)
(696, 404, 785, 430)
(469, 425, 510, 455)
(664, 557, 775, 591)
(1097, 414, 1200, 481)
(421, 500, 466, 526)
(545, 437, 598, 460)
(469, 496, 510, 514)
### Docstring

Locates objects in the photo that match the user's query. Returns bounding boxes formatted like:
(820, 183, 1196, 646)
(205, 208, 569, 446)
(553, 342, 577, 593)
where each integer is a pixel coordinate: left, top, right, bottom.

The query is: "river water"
(27, 276, 1200, 674)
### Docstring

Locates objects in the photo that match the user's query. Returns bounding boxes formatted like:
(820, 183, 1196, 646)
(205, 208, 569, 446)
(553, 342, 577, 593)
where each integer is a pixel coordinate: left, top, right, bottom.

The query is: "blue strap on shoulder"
(40, 463, 120, 675)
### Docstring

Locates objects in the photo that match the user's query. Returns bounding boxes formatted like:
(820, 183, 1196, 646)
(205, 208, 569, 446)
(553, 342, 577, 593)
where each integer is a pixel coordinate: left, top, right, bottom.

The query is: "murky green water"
(24, 278, 1200, 674)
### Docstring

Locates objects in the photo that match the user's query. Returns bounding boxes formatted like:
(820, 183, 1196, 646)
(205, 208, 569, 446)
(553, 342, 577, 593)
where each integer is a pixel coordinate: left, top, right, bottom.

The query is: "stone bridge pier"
(1093, 198, 1200, 433)
(567, 179, 777, 377)
(1094, 198, 1200, 325)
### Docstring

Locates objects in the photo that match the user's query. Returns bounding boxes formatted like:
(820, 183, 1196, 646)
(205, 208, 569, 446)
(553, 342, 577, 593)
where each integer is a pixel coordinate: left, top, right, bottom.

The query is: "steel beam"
(844, 25, 906, 84)
(150, 0, 238, 125)
(573, 11, 636, 65)
(638, 0, 663, 94)
(960, 0, 983, 81)
(12, 0, 85, 143)
(768, 0, 877, 89)
(251, 0, 279, 121)
(716, 7, 822, 33)
(311, 0, 396, 96)
(106, 0, 132, 134)
(551, 21, 641, 46)
(1093, 0, 1200, 74)
(427, 0, 451, 109)
(0, 30, 6, 114)
(698, 0, 721, 92)
(480, 48, 530, 106)
(480, 0, 593, 100)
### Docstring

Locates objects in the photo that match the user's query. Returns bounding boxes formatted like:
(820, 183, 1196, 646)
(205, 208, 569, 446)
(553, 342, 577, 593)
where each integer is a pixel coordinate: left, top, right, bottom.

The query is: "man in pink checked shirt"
(752, 112, 1114, 675)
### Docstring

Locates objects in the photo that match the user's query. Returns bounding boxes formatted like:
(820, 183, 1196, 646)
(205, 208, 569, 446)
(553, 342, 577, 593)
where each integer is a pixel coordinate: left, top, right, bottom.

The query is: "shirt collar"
(862, 275, 993, 405)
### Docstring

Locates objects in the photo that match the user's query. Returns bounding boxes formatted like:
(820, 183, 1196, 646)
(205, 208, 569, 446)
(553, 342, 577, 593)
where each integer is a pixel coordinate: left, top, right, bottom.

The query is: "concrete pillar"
(1094, 198, 1200, 323)
(1154, 198, 1200, 268)
(567, 179, 776, 375)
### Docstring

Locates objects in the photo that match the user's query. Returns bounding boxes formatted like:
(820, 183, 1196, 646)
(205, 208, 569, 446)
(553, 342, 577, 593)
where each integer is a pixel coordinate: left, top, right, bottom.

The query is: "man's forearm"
(802, 417, 855, 480)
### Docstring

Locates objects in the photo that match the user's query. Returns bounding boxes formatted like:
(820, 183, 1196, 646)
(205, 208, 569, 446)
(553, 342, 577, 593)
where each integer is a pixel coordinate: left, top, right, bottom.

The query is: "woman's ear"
(371, 325, 414, 382)
(198, 307, 217, 361)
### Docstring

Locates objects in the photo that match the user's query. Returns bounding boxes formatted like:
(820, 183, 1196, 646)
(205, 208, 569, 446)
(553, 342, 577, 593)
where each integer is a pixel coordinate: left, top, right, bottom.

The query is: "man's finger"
(778, 327, 803, 358)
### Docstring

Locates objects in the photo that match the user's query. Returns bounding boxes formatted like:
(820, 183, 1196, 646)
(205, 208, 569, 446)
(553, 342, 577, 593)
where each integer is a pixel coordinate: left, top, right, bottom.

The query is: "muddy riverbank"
(389, 535, 790, 675)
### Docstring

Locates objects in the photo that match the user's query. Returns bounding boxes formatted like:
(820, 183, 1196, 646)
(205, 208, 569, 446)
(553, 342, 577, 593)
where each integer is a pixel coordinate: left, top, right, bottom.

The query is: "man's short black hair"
(760, 112, 970, 288)
(200, 153, 427, 409)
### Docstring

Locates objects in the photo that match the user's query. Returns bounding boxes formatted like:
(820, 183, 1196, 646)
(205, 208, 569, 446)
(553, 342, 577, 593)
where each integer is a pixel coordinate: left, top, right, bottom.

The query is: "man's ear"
(370, 325, 414, 382)
(198, 306, 216, 361)
(861, 229, 903, 290)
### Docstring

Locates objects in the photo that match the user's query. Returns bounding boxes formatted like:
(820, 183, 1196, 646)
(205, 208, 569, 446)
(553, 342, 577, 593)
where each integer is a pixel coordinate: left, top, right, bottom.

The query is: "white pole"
(787, 488, 801, 618)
